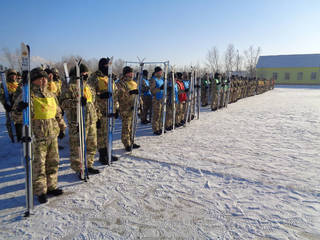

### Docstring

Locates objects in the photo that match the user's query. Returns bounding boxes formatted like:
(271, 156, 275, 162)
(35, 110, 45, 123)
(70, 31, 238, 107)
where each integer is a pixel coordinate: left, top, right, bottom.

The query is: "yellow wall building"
(256, 54, 320, 85)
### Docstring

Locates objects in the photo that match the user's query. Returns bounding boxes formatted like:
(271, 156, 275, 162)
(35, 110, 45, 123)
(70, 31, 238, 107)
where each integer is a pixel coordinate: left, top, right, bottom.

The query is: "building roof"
(256, 54, 320, 68)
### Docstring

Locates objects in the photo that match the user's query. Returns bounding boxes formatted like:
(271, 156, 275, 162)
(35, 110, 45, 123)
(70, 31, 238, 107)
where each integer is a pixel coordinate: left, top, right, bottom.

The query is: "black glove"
(167, 86, 172, 90)
(4, 103, 12, 112)
(96, 119, 101, 129)
(185, 89, 189, 93)
(58, 130, 65, 139)
(17, 101, 28, 112)
(107, 111, 119, 119)
(194, 84, 200, 88)
(80, 97, 87, 106)
(99, 92, 112, 99)
(129, 89, 139, 95)
(159, 85, 164, 90)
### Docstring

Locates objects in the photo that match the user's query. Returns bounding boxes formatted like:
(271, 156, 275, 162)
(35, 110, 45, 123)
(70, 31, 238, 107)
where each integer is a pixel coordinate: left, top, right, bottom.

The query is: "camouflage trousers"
(97, 116, 108, 150)
(211, 90, 219, 110)
(121, 112, 133, 147)
(165, 103, 178, 128)
(176, 102, 185, 124)
(32, 137, 60, 196)
(152, 99, 163, 132)
(220, 90, 226, 108)
(201, 87, 208, 105)
(232, 89, 238, 102)
(141, 96, 152, 122)
(69, 122, 97, 172)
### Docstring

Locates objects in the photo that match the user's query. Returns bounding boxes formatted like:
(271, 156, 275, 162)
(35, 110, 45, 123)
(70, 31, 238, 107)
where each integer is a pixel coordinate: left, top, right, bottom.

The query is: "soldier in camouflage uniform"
(201, 73, 209, 107)
(116, 66, 140, 151)
(165, 72, 179, 131)
(13, 68, 66, 204)
(0, 69, 23, 142)
(89, 58, 118, 164)
(176, 72, 187, 127)
(210, 72, 220, 111)
(61, 63, 100, 178)
(150, 67, 165, 135)
(141, 70, 152, 124)
(45, 68, 62, 99)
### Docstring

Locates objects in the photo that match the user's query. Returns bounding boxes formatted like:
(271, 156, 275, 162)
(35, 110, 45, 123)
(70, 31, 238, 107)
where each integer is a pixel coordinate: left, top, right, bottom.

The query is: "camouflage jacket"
(60, 77, 97, 126)
(0, 80, 22, 108)
(12, 84, 66, 141)
(116, 76, 139, 115)
(47, 79, 62, 99)
(89, 70, 118, 118)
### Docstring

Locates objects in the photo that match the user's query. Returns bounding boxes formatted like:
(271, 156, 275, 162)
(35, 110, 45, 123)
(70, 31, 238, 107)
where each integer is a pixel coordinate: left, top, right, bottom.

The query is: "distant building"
(256, 54, 320, 84)
(231, 71, 248, 77)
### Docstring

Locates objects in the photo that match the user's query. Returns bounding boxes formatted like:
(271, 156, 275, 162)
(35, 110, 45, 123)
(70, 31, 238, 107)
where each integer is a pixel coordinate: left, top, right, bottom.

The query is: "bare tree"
(243, 46, 261, 78)
(85, 58, 99, 72)
(206, 46, 220, 73)
(224, 44, 236, 74)
(234, 49, 243, 72)
(15, 49, 22, 72)
(113, 58, 125, 76)
(2, 47, 18, 69)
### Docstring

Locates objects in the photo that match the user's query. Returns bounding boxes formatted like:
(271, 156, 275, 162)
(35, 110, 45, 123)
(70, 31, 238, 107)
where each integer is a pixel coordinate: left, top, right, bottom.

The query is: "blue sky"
(1, 0, 320, 67)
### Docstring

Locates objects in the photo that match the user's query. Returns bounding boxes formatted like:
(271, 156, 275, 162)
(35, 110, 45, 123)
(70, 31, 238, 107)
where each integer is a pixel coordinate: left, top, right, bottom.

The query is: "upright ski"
(75, 60, 88, 181)
(0, 71, 16, 142)
(171, 67, 176, 130)
(63, 63, 70, 84)
(225, 73, 231, 108)
(196, 71, 201, 119)
(161, 62, 169, 134)
(131, 60, 144, 150)
(107, 57, 114, 162)
(21, 43, 33, 217)
(217, 78, 221, 110)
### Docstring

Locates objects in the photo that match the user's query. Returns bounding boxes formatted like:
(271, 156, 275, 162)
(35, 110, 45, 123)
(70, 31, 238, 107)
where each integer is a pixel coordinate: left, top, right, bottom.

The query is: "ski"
(171, 66, 176, 130)
(217, 78, 221, 110)
(63, 63, 70, 84)
(107, 57, 114, 162)
(192, 70, 196, 120)
(0, 70, 16, 142)
(161, 62, 169, 135)
(196, 71, 201, 119)
(131, 60, 144, 150)
(226, 73, 231, 108)
(75, 59, 88, 181)
(21, 43, 33, 217)
(185, 68, 194, 125)
(221, 78, 226, 108)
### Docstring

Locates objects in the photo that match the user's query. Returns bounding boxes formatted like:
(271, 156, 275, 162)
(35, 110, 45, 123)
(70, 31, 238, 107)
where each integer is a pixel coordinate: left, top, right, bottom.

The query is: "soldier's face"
(126, 72, 134, 78)
(155, 71, 162, 78)
(48, 73, 54, 81)
(33, 77, 47, 87)
(9, 74, 17, 81)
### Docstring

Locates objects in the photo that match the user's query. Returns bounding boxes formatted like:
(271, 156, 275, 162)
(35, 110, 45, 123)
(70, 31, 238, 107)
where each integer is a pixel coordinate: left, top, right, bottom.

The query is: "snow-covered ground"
(0, 87, 319, 239)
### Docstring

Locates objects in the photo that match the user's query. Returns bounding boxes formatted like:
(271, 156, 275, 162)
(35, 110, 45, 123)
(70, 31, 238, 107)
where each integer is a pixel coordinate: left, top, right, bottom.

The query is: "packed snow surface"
(0, 86, 319, 239)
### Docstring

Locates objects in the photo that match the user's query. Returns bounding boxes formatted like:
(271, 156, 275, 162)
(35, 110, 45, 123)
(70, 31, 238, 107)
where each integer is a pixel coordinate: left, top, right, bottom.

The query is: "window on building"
(285, 72, 290, 80)
(311, 72, 317, 80)
(297, 72, 303, 81)
(272, 72, 278, 80)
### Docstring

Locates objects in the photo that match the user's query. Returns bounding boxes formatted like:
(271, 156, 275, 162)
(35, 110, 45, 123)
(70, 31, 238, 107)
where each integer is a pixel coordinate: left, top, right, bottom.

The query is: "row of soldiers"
(0, 60, 274, 204)
(200, 73, 275, 109)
